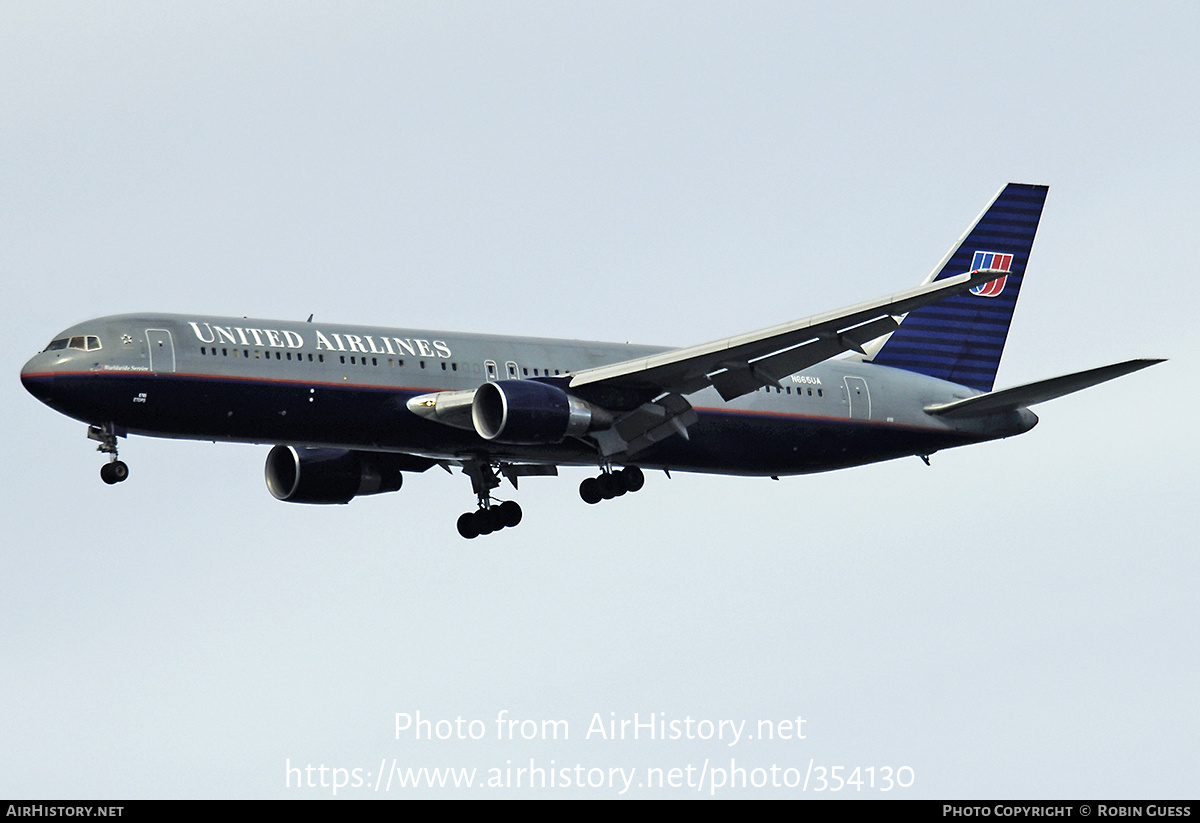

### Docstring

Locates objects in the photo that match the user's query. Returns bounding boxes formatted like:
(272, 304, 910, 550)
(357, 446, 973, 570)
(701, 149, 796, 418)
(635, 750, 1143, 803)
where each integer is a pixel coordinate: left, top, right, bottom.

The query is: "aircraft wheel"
(475, 508, 499, 535)
(598, 472, 621, 499)
(498, 500, 522, 528)
(100, 462, 129, 485)
(579, 477, 602, 504)
(621, 466, 644, 492)
(457, 512, 479, 539)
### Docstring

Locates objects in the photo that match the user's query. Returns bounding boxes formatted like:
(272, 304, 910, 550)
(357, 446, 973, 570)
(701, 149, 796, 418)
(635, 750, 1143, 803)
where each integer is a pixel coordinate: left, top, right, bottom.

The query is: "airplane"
(20, 183, 1161, 538)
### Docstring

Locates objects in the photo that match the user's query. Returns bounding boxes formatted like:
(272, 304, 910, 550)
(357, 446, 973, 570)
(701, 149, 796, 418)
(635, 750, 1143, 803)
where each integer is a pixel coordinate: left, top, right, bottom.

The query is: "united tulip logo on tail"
(969, 250, 1013, 297)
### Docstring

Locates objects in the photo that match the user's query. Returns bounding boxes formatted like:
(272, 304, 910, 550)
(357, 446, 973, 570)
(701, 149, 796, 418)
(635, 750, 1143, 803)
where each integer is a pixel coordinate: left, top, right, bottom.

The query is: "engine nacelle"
(265, 446, 404, 504)
(471, 380, 603, 444)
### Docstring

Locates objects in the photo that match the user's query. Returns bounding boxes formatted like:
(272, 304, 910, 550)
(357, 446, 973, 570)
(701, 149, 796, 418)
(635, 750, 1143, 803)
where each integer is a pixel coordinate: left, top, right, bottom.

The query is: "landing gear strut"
(457, 460, 523, 539)
(579, 466, 644, 504)
(88, 424, 129, 485)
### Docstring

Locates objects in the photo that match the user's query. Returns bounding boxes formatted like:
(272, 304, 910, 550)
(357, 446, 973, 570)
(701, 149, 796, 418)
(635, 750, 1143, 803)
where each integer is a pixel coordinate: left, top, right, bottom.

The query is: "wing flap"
(591, 393, 698, 457)
(709, 314, 904, 400)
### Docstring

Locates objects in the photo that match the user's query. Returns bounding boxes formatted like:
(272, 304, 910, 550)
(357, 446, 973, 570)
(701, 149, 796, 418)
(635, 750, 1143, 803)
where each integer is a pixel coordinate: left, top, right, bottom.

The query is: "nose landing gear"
(99, 460, 129, 485)
(88, 424, 129, 485)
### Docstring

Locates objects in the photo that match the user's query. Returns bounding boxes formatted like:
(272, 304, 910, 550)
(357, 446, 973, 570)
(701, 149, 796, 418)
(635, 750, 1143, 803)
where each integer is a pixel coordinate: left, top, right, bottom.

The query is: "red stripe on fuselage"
(24, 370, 951, 434)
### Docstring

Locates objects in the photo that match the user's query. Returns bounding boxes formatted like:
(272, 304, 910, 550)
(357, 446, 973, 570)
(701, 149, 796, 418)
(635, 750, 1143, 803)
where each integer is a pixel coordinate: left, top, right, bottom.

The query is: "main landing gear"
(579, 466, 644, 504)
(457, 460, 523, 539)
(457, 501, 522, 539)
(453, 461, 646, 538)
(88, 424, 129, 485)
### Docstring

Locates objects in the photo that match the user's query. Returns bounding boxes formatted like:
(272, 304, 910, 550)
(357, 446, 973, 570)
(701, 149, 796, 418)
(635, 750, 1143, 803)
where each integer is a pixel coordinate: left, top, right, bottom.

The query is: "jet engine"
(265, 446, 405, 504)
(471, 380, 607, 444)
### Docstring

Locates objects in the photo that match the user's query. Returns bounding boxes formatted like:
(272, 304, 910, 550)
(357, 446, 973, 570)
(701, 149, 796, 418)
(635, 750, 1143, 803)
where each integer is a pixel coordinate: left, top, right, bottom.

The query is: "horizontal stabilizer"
(925, 359, 1164, 418)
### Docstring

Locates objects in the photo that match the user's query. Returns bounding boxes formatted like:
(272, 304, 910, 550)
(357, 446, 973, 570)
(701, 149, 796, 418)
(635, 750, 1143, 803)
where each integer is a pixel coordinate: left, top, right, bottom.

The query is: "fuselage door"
(844, 376, 870, 420)
(484, 360, 498, 382)
(146, 329, 176, 374)
(505, 361, 519, 380)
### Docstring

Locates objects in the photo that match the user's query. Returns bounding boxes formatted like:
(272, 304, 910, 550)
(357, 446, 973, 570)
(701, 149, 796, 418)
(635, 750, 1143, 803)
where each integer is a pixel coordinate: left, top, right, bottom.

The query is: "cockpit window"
(43, 335, 101, 353)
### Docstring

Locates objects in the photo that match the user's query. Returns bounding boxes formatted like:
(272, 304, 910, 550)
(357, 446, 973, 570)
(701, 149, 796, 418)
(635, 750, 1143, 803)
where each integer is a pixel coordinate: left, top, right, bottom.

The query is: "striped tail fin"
(868, 183, 1049, 392)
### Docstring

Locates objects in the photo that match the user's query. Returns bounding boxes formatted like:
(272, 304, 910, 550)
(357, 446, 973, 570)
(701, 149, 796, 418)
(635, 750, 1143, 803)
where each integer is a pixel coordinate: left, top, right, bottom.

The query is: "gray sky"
(2, 2, 1196, 798)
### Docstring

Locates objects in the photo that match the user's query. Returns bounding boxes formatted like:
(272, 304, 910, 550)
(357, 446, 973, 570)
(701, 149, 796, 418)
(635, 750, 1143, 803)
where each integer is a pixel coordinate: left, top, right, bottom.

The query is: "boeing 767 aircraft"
(21, 184, 1161, 537)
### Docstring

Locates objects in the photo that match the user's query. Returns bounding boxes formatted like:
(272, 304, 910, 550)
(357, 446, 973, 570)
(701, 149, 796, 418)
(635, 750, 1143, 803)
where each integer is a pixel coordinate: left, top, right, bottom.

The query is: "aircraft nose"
(21, 352, 53, 403)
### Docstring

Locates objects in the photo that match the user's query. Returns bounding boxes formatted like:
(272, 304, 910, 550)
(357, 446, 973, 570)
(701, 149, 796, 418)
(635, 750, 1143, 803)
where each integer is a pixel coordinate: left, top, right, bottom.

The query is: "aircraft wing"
(568, 267, 1011, 402)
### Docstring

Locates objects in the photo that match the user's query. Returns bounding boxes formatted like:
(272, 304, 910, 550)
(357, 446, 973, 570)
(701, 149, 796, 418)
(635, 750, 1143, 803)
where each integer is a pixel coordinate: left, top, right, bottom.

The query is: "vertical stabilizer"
(869, 183, 1049, 392)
